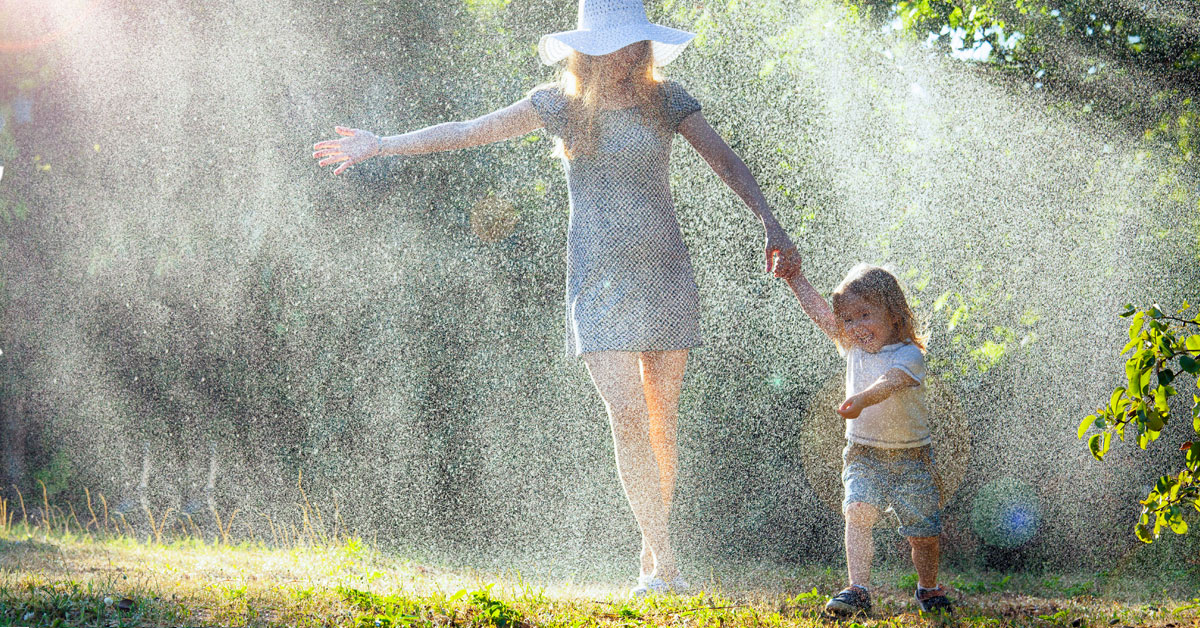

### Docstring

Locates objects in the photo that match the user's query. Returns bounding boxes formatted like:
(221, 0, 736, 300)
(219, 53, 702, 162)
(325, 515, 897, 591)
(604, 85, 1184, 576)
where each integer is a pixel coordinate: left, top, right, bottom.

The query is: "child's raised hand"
(837, 395, 865, 419)
(772, 249, 802, 280)
(313, 127, 382, 175)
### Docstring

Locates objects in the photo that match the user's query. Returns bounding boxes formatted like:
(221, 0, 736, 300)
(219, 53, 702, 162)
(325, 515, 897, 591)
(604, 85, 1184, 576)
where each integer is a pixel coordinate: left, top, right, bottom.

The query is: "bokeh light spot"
(971, 477, 1041, 548)
(469, 195, 518, 243)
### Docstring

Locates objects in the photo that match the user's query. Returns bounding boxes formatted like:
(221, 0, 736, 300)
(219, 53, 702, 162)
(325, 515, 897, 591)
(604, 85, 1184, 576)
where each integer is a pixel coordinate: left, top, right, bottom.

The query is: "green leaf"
(1109, 387, 1127, 413)
(1129, 312, 1146, 340)
(1120, 304, 1136, 317)
(1170, 517, 1188, 535)
(1146, 407, 1165, 432)
(1088, 433, 1106, 460)
(1187, 334, 1200, 356)
(1159, 369, 1176, 386)
(1078, 415, 1097, 439)
(947, 6, 963, 27)
(1127, 357, 1147, 396)
(1150, 305, 1164, 319)
(1181, 355, 1199, 374)
(1154, 386, 1171, 415)
(1140, 349, 1157, 369)
(1135, 523, 1154, 543)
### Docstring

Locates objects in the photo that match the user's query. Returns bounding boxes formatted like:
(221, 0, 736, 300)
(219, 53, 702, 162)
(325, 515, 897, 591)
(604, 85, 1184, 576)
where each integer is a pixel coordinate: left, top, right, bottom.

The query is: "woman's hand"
(312, 126, 381, 175)
(763, 221, 797, 274)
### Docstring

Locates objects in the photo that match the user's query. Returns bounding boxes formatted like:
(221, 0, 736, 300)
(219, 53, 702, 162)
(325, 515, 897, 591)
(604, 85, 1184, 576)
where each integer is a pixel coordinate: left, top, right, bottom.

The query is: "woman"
(313, 0, 797, 595)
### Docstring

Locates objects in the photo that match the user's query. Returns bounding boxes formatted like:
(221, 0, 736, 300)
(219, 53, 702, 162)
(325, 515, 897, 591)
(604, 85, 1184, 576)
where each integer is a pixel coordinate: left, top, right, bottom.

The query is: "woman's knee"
(845, 502, 880, 527)
(604, 399, 650, 447)
(605, 393, 648, 422)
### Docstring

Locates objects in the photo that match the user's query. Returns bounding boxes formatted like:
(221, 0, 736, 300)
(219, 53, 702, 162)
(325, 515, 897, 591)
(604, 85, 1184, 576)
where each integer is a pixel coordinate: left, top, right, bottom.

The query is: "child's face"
(838, 293, 896, 353)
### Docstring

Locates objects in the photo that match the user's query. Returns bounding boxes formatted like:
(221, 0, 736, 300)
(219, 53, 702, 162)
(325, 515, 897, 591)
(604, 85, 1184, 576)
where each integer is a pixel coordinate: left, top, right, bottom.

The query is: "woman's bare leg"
(637, 350, 687, 577)
(584, 351, 678, 580)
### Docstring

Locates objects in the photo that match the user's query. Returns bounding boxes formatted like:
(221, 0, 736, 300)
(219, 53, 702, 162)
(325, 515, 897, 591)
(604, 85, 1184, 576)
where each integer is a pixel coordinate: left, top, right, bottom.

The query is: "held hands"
(772, 248, 802, 281)
(762, 221, 797, 275)
(312, 127, 382, 175)
(838, 394, 867, 420)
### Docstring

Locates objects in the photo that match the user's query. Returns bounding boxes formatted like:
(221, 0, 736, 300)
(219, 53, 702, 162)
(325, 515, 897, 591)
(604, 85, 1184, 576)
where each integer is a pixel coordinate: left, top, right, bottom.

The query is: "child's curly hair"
(830, 263, 927, 352)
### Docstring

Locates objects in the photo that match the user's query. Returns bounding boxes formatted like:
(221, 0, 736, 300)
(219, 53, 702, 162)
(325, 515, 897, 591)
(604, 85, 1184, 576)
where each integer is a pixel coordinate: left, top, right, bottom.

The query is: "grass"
(0, 490, 1197, 627)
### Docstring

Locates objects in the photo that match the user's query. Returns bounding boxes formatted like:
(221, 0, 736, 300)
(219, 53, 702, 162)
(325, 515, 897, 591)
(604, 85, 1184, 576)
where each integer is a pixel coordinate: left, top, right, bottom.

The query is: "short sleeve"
(529, 85, 568, 138)
(662, 80, 701, 131)
(890, 344, 927, 384)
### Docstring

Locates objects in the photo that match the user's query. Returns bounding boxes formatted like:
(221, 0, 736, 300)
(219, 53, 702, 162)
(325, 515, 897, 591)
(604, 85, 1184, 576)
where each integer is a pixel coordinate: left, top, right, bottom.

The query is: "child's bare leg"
(844, 502, 880, 587)
(908, 536, 940, 588)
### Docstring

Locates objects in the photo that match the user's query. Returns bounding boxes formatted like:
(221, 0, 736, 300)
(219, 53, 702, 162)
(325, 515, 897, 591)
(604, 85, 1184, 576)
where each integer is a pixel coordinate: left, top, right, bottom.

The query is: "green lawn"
(0, 522, 1197, 628)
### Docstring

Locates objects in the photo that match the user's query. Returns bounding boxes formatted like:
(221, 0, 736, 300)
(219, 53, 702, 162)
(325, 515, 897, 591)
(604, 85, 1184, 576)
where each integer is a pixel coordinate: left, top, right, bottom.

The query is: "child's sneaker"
(825, 585, 871, 616)
(915, 585, 953, 612)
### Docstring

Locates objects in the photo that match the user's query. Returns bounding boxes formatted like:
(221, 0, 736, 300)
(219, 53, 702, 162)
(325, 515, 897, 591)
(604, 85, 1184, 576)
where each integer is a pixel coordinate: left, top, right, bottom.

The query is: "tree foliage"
(1079, 304, 1200, 543)
(849, 0, 1200, 207)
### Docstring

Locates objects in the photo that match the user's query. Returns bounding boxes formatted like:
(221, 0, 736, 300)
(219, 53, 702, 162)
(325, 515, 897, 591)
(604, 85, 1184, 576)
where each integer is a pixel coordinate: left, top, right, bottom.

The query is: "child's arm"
(838, 368, 919, 419)
(774, 251, 840, 343)
(313, 99, 542, 175)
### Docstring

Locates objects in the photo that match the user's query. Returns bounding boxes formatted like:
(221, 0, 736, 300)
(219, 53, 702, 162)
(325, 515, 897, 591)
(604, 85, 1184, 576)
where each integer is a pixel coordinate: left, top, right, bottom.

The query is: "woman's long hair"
(830, 263, 928, 353)
(554, 41, 665, 159)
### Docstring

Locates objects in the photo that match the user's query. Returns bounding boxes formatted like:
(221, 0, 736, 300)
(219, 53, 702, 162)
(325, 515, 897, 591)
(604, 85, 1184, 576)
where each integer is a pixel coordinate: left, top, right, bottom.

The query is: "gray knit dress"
(530, 81, 703, 357)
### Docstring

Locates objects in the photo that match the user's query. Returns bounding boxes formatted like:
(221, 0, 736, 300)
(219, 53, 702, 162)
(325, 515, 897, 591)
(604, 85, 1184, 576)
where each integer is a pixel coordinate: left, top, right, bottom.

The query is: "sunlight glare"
(0, 0, 97, 52)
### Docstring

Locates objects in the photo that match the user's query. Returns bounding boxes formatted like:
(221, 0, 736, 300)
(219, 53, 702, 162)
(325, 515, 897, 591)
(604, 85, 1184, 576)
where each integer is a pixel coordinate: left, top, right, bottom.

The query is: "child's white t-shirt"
(842, 341, 930, 449)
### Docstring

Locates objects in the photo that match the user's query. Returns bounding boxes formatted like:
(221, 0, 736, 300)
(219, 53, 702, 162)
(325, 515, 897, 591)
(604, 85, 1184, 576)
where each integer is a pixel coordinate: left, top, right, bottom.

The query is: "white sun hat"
(538, 0, 696, 67)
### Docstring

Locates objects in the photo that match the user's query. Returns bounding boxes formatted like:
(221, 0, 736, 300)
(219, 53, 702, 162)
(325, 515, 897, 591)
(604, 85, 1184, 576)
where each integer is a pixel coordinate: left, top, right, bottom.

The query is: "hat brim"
(538, 24, 695, 66)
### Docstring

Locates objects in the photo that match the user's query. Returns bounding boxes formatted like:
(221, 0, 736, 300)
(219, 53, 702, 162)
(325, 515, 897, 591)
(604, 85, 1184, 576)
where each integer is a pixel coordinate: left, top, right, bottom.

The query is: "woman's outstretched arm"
(313, 98, 542, 175)
(678, 111, 796, 273)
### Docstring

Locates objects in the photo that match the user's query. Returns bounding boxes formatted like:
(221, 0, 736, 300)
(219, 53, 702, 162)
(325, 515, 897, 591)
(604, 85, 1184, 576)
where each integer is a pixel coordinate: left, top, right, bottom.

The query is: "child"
(774, 255, 952, 614)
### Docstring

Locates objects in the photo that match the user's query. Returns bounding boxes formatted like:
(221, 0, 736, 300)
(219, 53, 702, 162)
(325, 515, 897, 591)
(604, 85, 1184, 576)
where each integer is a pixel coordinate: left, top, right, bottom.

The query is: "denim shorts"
(842, 442, 942, 538)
